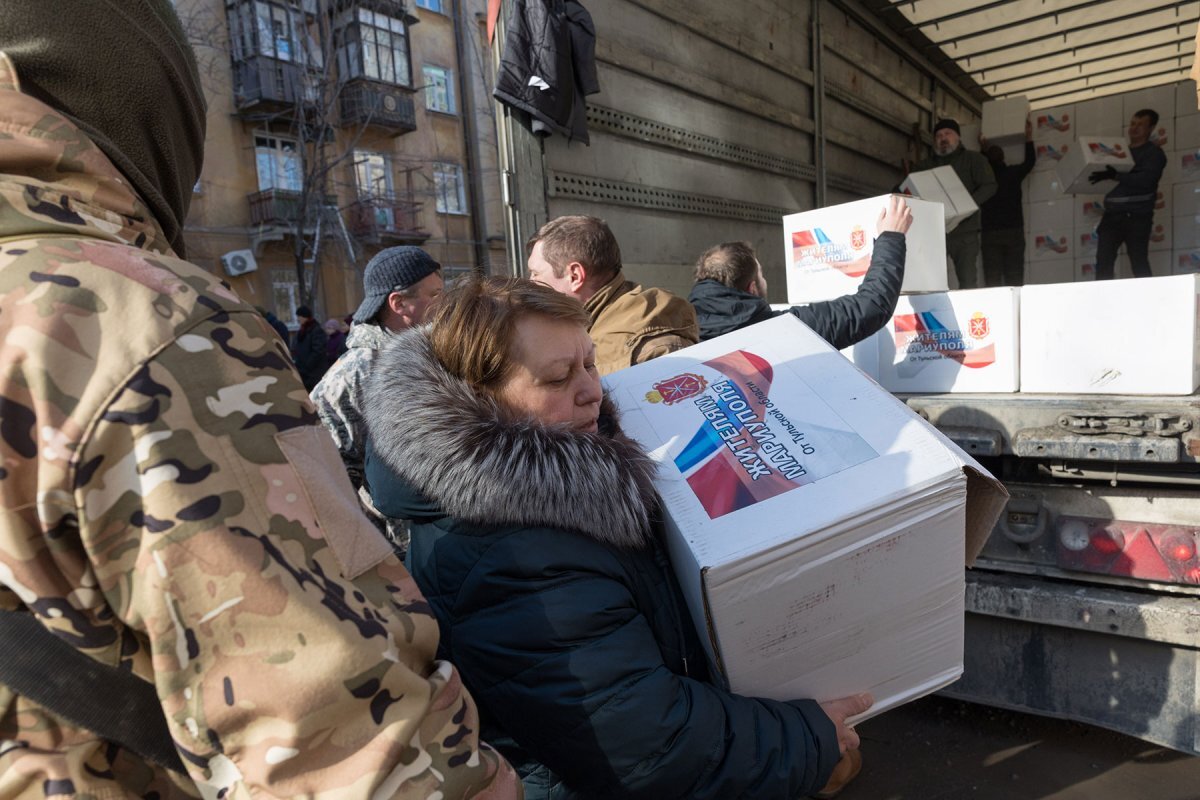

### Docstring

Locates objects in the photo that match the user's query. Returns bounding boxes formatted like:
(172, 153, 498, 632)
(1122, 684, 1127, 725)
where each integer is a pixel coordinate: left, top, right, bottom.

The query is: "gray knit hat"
(353, 247, 442, 323)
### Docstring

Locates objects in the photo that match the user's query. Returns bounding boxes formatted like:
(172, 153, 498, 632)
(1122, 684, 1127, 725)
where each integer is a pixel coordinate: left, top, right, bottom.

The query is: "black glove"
(1088, 166, 1118, 184)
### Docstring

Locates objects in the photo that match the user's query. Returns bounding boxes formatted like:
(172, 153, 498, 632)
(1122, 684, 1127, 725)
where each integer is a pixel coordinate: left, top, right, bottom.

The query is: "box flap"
(912, 410, 1009, 565)
(961, 463, 1009, 565)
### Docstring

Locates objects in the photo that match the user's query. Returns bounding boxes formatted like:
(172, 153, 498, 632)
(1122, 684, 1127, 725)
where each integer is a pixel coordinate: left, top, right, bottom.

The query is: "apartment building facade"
(177, 0, 504, 327)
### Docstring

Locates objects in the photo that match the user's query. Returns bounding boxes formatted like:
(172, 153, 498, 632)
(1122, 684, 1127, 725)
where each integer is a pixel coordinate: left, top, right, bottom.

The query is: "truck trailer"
(490, 0, 1200, 755)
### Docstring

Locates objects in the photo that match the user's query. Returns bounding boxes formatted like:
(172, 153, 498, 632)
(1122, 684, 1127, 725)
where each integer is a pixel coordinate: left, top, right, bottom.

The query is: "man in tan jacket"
(527, 215, 698, 375)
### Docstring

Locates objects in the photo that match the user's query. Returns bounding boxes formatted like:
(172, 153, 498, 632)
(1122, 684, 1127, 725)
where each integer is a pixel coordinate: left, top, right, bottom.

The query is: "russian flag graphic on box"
(892, 310, 996, 375)
(791, 228, 872, 277)
(651, 350, 875, 519)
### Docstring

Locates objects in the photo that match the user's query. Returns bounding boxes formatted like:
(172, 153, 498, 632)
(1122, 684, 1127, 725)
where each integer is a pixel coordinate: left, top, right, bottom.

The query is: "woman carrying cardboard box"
(363, 275, 870, 800)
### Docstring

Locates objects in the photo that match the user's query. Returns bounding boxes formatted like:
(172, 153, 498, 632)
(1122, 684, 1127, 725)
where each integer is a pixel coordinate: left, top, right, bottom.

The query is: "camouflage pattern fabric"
(0, 53, 520, 800)
(311, 323, 410, 554)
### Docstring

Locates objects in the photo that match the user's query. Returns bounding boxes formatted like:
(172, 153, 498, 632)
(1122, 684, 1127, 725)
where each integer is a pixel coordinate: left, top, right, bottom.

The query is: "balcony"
(347, 197, 429, 244)
(248, 188, 339, 227)
(339, 79, 417, 135)
(232, 56, 317, 116)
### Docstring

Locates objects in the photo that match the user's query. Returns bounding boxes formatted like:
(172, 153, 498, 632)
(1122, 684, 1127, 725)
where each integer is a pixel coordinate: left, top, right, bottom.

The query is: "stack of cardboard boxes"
(1027, 103, 1076, 283)
(781, 199, 1200, 397)
(1173, 80, 1200, 275)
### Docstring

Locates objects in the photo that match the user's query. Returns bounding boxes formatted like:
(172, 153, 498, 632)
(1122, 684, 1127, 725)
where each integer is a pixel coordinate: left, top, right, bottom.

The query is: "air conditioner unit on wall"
(220, 249, 258, 277)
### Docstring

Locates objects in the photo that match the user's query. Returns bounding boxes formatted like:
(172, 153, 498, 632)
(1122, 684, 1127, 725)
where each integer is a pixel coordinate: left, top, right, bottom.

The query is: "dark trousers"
(981, 228, 1026, 287)
(1095, 211, 1154, 280)
(947, 230, 981, 289)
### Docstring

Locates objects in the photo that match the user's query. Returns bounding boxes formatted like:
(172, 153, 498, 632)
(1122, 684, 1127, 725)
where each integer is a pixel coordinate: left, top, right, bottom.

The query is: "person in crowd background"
(689, 195, 911, 344)
(910, 118, 997, 289)
(255, 304, 291, 344)
(363, 274, 871, 800)
(0, 4, 519, 797)
(979, 118, 1036, 287)
(312, 246, 443, 554)
(292, 304, 329, 390)
(526, 215, 698, 374)
(324, 316, 349, 362)
(1090, 108, 1168, 280)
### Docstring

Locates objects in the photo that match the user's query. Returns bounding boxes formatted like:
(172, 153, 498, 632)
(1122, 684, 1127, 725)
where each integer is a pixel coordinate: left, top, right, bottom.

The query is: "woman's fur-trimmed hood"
(363, 326, 660, 548)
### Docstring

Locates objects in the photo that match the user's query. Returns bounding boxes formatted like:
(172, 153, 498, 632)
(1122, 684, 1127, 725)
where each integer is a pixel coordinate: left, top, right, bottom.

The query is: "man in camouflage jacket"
(0, 5, 519, 798)
(311, 247, 443, 554)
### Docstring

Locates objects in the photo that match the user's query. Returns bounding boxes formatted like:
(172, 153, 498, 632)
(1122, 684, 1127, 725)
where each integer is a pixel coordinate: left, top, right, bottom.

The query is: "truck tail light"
(1056, 516, 1200, 585)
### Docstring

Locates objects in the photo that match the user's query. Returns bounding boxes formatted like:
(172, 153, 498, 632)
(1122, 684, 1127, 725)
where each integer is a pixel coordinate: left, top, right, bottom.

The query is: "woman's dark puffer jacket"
(363, 327, 840, 800)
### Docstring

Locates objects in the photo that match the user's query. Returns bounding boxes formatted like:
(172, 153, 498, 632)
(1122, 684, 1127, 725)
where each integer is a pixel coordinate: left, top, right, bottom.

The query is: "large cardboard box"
(1174, 181, 1200, 217)
(1074, 96, 1123, 137)
(603, 315, 1007, 718)
(959, 122, 981, 151)
(1072, 194, 1106, 230)
(1170, 149, 1200, 185)
(900, 166, 979, 232)
(1027, 199, 1073, 261)
(1056, 137, 1134, 194)
(1148, 250, 1172, 276)
(1020, 274, 1200, 394)
(1028, 169, 1066, 203)
(1077, 229, 1099, 260)
(1173, 213, 1200, 250)
(1175, 249, 1200, 274)
(1033, 104, 1074, 142)
(982, 96, 1030, 151)
(1033, 141, 1071, 172)
(1176, 80, 1198, 118)
(1074, 257, 1099, 282)
(1178, 116, 1200, 152)
(1026, 258, 1075, 285)
(876, 288, 1019, 393)
(784, 195, 947, 304)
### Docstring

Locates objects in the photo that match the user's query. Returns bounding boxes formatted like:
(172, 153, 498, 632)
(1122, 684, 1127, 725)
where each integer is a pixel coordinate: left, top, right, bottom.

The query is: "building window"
(423, 65, 456, 114)
(355, 151, 397, 229)
(335, 8, 411, 87)
(272, 270, 301, 328)
(415, 0, 444, 12)
(257, 2, 298, 60)
(255, 134, 302, 192)
(228, 1, 323, 67)
(355, 151, 395, 198)
(433, 162, 467, 215)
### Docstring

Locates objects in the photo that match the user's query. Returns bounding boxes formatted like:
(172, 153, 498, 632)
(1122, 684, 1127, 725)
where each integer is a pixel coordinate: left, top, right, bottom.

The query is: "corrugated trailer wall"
(495, 0, 982, 298)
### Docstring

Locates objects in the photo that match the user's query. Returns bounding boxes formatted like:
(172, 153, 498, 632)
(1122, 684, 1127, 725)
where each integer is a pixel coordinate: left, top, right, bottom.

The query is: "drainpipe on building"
(451, 0, 491, 274)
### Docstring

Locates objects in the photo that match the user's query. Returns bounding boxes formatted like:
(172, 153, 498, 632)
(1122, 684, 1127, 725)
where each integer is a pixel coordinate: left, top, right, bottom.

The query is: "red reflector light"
(1162, 530, 1197, 562)
(1089, 527, 1124, 555)
(1057, 517, 1200, 585)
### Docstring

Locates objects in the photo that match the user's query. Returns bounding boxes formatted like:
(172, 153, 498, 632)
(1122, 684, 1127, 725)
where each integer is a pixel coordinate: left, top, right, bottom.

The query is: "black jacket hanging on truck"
(494, 0, 600, 143)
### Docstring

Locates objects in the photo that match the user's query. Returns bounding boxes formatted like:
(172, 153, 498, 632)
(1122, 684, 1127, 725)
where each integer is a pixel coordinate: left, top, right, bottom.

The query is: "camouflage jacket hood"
(0, 53, 175, 257)
(364, 326, 660, 549)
